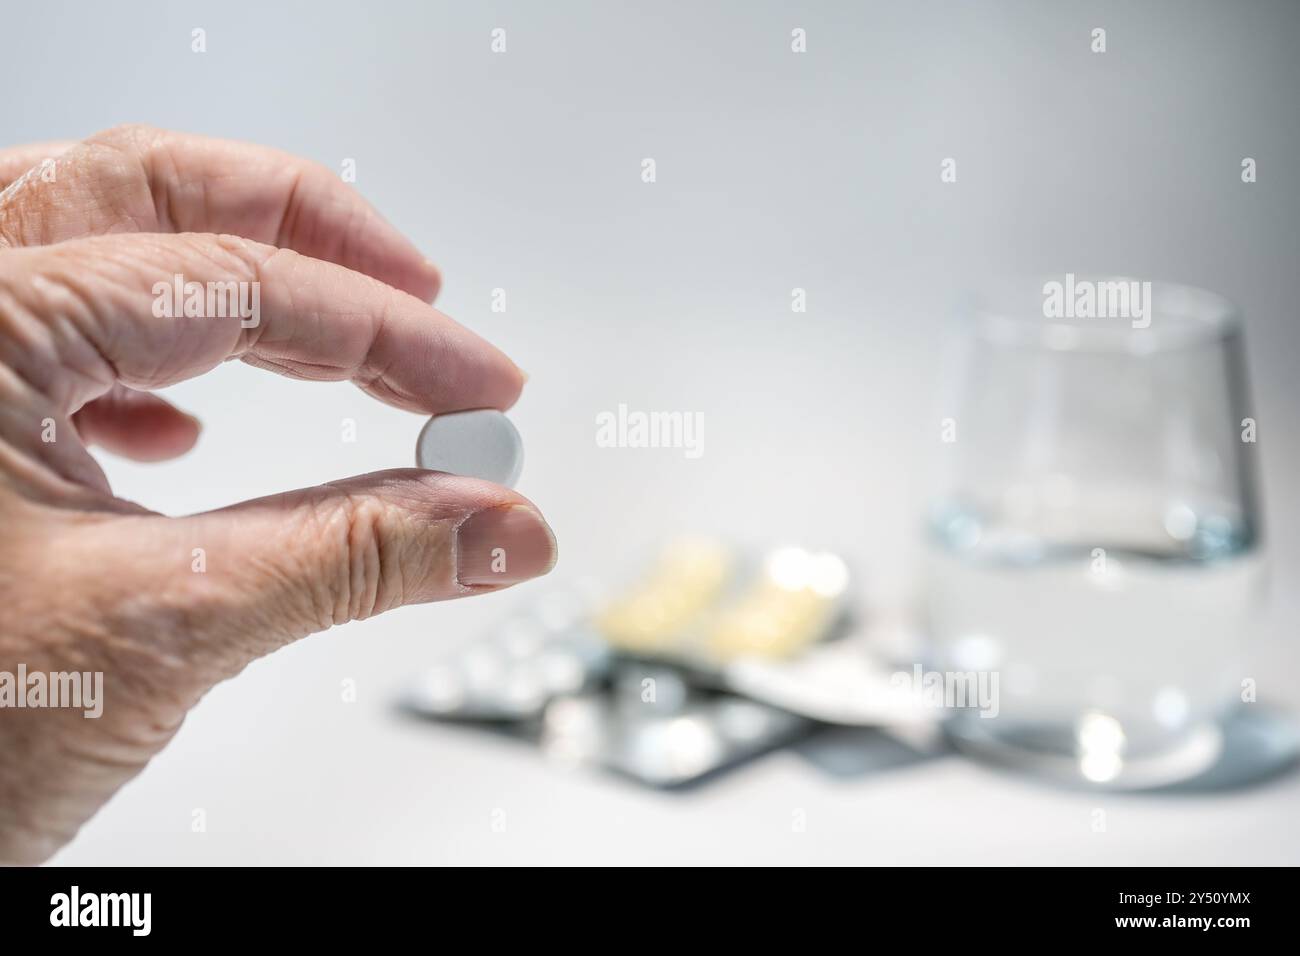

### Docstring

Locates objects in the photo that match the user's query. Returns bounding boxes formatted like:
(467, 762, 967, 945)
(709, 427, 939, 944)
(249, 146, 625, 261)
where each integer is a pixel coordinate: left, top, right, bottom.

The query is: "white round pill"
(415, 409, 523, 488)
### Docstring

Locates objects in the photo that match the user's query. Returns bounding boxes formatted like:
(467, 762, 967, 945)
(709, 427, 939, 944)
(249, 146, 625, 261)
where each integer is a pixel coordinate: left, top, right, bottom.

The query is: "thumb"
(131, 470, 558, 676)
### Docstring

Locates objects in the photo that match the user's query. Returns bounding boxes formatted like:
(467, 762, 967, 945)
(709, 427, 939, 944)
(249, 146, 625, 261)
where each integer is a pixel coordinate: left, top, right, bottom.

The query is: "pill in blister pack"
(591, 540, 851, 667)
(402, 588, 608, 721)
(594, 537, 733, 656)
(700, 547, 850, 662)
(539, 663, 811, 787)
(400, 541, 885, 787)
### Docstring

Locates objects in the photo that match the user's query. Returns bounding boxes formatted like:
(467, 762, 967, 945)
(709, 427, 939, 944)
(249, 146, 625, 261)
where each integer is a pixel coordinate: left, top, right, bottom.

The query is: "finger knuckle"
(0, 250, 113, 407)
(185, 232, 274, 280)
(314, 493, 407, 626)
(86, 123, 164, 151)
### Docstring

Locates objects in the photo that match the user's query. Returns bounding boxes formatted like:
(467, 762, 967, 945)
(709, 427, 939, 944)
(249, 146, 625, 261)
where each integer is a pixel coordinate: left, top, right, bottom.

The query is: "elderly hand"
(0, 125, 557, 863)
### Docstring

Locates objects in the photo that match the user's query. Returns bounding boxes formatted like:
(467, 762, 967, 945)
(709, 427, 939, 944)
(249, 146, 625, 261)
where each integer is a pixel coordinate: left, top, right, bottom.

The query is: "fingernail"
(456, 505, 557, 587)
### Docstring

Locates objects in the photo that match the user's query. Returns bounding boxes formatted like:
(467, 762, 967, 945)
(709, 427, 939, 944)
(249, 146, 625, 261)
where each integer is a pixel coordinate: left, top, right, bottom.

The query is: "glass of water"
(925, 276, 1265, 787)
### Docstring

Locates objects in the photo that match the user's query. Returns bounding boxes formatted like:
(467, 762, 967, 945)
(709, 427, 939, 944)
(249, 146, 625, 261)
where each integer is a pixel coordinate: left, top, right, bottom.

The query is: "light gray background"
(2, 0, 1296, 864)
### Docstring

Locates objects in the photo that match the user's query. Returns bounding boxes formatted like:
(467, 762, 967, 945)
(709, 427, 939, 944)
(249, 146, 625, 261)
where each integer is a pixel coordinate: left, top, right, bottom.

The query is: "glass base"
(944, 711, 1225, 790)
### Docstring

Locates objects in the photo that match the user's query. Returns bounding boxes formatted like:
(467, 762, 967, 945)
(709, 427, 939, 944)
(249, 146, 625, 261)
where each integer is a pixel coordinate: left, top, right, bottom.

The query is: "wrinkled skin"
(0, 125, 557, 863)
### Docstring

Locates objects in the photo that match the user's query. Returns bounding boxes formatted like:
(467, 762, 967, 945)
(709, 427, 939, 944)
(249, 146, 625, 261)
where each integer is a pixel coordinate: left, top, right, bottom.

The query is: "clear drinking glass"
(925, 277, 1266, 788)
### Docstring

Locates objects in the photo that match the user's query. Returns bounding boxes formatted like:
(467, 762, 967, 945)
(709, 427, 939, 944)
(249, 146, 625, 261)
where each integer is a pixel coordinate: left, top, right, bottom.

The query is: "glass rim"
(964, 275, 1241, 353)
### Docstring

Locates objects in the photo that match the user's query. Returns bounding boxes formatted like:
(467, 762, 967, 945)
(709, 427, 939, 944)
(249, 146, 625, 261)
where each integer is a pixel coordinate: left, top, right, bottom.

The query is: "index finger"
(1, 233, 524, 416)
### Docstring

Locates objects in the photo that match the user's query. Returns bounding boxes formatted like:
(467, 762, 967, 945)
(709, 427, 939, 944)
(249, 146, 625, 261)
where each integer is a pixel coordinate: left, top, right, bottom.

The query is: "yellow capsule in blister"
(596, 538, 732, 653)
(705, 548, 849, 661)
